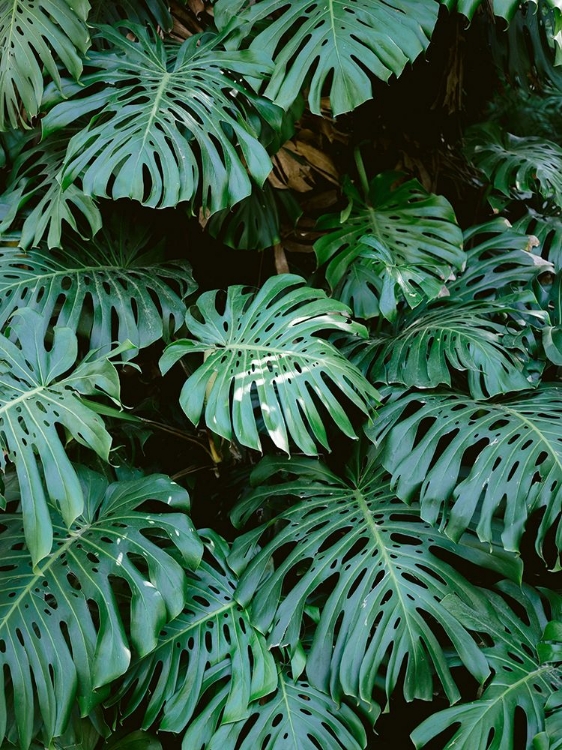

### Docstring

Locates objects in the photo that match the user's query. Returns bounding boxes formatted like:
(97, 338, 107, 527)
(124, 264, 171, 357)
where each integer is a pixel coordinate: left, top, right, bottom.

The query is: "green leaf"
(448, 218, 552, 301)
(0, 468, 202, 750)
(44, 26, 282, 213)
(0, 309, 126, 565)
(466, 123, 562, 203)
(117, 531, 276, 733)
(88, 0, 173, 32)
(513, 209, 562, 270)
(368, 387, 562, 559)
(0, 223, 196, 356)
(216, 0, 438, 116)
(365, 301, 533, 399)
(181, 669, 367, 750)
(207, 183, 302, 251)
(0, 129, 102, 250)
(160, 274, 379, 455)
(315, 173, 464, 321)
(230, 453, 520, 706)
(0, 0, 90, 131)
(412, 583, 562, 750)
(440, 0, 521, 21)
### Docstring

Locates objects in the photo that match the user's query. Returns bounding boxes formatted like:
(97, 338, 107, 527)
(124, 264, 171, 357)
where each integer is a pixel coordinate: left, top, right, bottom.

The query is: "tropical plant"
(2, 1, 562, 749)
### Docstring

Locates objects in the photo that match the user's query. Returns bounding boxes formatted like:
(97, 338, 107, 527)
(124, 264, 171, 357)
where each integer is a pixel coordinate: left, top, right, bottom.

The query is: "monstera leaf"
(181, 668, 367, 750)
(314, 173, 464, 321)
(0, 309, 128, 564)
(229, 453, 520, 707)
(43, 26, 281, 213)
(214, 0, 438, 116)
(0, 0, 90, 131)
(412, 584, 562, 750)
(363, 301, 533, 399)
(368, 387, 562, 559)
(466, 124, 562, 203)
(514, 209, 562, 270)
(117, 531, 276, 733)
(88, 0, 173, 31)
(0, 224, 196, 355)
(448, 218, 552, 301)
(160, 275, 378, 455)
(0, 467, 202, 750)
(0, 129, 102, 249)
(207, 183, 301, 251)
(440, 0, 521, 20)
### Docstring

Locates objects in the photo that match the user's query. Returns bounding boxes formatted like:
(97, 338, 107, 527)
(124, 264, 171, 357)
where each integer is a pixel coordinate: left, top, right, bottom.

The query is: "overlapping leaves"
(0, 467, 202, 750)
(44, 25, 282, 213)
(0, 0, 90, 131)
(181, 669, 367, 750)
(412, 584, 562, 749)
(229, 453, 520, 707)
(369, 387, 562, 559)
(315, 173, 464, 321)
(215, 0, 438, 116)
(160, 274, 378, 455)
(118, 531, 276, 734)
(0, 129, 102, 250)
(363, 302, 533, 399)
(466, 123, 562, 203)
(0, 309, 129, 565)
(0, 224, 196, 355)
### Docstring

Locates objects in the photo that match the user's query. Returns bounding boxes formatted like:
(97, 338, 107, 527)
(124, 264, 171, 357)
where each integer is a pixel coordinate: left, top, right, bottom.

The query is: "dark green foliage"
(1, 2, 562, 750)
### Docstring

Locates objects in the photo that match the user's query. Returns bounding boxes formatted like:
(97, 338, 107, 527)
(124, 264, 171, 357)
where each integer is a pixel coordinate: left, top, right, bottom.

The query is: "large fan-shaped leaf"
(363, 301, 533, 399)
(43, 26, 281, 213)
(181, 668, 367, 750)
(412, 583, 562, 750)
(0, 309, 127, 565)
(88, 0, 173, 32)
(448, 218, 552, 301)
(160, 274, 378, 455)
(0, 129, 102, 250)
(466, 124, 562, 203)
(0, 224, 196, 355)
(0, 468, 202, 750)
(368, 387, 562, 559)
(0, 0, 90, 131)
(117, 531, 276, 733)
(229, 454, 520, 706)
(215, 0, 438, 116)
(314, 173, 464, 321)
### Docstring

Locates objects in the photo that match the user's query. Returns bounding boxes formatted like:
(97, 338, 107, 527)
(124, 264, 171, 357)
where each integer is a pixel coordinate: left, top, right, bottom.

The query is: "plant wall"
(1, 1, 562, 748)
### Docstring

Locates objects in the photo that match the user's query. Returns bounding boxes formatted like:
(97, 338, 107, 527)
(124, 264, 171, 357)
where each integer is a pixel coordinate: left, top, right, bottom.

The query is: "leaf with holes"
(466, 124, 562, 203)
(0, 221, 196, 356)
(412, 583, 562, 750)
(181, 668, 367, 750)
(160, 274, 378, 455)
(0, 308, 128, 565)
(368, 387, 562, 559)
(43, 25, 282, 213)
(117, 531, 276, 733)
(0, 129, 102, 250)
(314, 173, 464, 321)
(0, 467, 202, 750)
(447, 219, 552, 302)
(229, 452, 520, 707)
(363, 301, 533, 399)
(215, 0, 438, 116)
(0, 0, 90, 131)
(513, 209, 562, 271)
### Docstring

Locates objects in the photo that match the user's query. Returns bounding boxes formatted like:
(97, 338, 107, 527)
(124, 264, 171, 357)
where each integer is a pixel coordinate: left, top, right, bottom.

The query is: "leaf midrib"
(0, 525, 87, 628)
